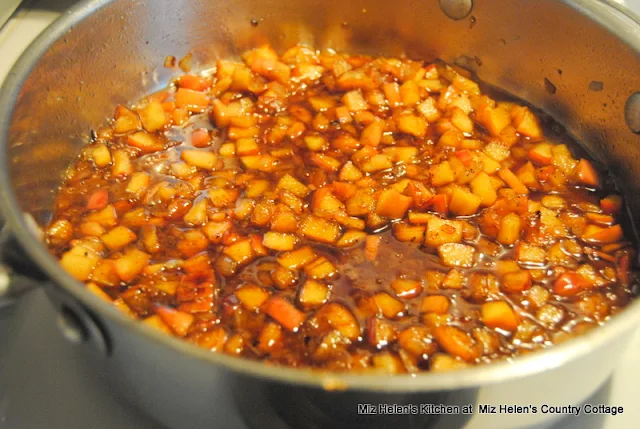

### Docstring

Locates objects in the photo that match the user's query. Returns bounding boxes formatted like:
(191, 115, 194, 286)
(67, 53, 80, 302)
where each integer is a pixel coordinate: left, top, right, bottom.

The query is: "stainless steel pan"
(1, 1, 639, 428)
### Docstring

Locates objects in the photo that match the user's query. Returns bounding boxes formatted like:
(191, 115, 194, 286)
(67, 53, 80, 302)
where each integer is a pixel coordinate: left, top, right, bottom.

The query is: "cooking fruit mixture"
(46, 45, 636, 373)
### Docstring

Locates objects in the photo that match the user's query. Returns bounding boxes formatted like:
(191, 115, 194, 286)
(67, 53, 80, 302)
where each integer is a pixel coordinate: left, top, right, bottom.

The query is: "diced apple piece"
(175, 88, 210, 109)
(417, 97, 441, 123)
(502, 270, 532, 293)
(332, 182, 358, 200)
(317, 303, 360, 341)
(181, 150, 218, 170)
(236, 138, 260, 156)
(576, 158, 600, 188)
(336, 230, 367, 247)
(308, 96, 336, 111)
(430, 354, 469, 371)
(245, 47, 290, 84)
(127, 131, 165, 153)
(480, 154, 501, 175)
(453, 149, 473, 167)
(497, 212, 522, 245)
(397, 326, 437, 358)
(264, 297, 306, 332)
(368, 318, 397, 350)
(270, 206, 297, 232)
(553, 272, 589, 296)
(101, 226, 137, 251)
(393, 223, 426, 243)
(600, 194, 623, 215)
(449, 188, 481, 216)
(511, 106, 542, 140)
(125, 172, 150, 196)
(310, 153, 341, 172)
(300, 215, 341, 244)
(384, 146, 418, 164)
(276, 174, 311, 198)
(424, 270, 446, 290)
(425, 217, 463, 247)
(60, 243, 102, 281)
(114, 105, 142, 134)
(498, 168, 529, 195)
(155, 306, 194, 336)
(257, 322, 284, 353)
(375, 189, 412, 219)
(433, 325, 480, 362)
(143, 315, 172, 335)
(483, 142, 509, 163)
(361, 235, 380, 261)
(236, 284, 271, 310)
(271, 265, 298, 289)
(382, 82, 401, 107)
(262, 232, 298, 251)
(391, 279, 423, 299)
(250, 201, 275, 226)
(516, 242, 546, 265)
(346, 188, 375, 217)
(92, 144, 112, 167)
(420, 295, 450, 314)
(478, 105, 511, 136)
(399, 80, 420, 106)
(277, 246, 316, 270)
(481, 301, 520, 331)
(430, 161, 455, 187)
(582, 224, 623, 244)
(397, 115, 427, 138)
(470, 172, 497, 207)
(178, 74, 210, 91)
(114, 248, 150, 282)
(342, 90, 368, 111)
(360, 121, 383, 147)
(208, 187, 240, 208)
(87, 205, 118, 227)
(429, 194, 449, 216)
(138, 100, 166, 132)
(219, 143, 236, 157)
(304, 135, 328, 151)
(360, 154, 392, 173)
(172, 107, 190, 125)
(373, 292, 405, 319)
(113, 298, 135, 317)
(550, 144, 578, 177)
(438, 243, 475, 268)
(202, 221, 232, 243)
(304, 256, 337, 280)
(112, 150, 133, 177)
(85, 190, 109, 212)
(184, 198, 209, 226)
(407, 212, 431, 225)
(450, 108, 474, 133)
(223, 239, 254, 265)
(299, 280, 330, 308)
(91, 260, 120, 287)
(528, 142, 553, 165)
(312, 187, 345, 215)
(339, 161, 364, 181)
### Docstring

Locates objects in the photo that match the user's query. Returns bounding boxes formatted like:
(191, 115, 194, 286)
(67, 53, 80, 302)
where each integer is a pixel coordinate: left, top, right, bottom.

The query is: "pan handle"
(0, 225, 45, 309)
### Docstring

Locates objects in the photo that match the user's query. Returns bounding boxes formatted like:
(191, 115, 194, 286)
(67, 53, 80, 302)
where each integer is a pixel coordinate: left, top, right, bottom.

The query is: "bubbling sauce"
(46, 45, 636, 373)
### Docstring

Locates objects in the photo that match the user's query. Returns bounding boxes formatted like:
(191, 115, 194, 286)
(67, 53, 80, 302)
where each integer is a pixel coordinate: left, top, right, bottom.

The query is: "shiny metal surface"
(0, 0, 640, 427)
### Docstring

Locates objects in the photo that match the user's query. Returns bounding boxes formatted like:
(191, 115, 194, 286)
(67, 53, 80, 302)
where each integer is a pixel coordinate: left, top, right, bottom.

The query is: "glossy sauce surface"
(46, 46, 636, 373)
